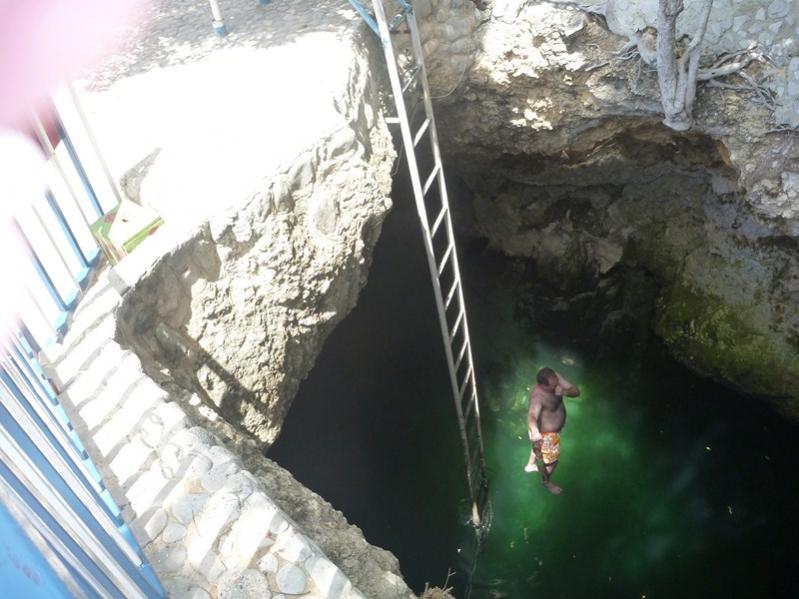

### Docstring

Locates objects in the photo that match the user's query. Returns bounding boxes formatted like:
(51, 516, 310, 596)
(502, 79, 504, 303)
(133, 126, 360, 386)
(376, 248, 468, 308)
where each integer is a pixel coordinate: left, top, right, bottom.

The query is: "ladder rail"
(404, 2, 489, 493)
(368, 0, 488, 526)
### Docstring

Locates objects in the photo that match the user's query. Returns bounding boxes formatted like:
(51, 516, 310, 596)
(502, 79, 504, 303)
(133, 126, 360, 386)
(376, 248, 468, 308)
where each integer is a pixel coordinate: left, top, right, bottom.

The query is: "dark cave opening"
(267, 135, 799, 598)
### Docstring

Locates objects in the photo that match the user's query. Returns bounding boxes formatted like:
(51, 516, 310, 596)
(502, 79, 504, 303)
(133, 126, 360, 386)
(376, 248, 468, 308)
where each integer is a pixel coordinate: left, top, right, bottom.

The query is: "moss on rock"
(654, 280, 799, 414)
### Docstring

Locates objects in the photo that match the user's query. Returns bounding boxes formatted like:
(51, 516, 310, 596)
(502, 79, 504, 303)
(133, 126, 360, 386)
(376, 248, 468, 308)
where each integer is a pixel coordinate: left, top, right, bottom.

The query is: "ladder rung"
(413, 117, 431, 146)
(455, 339, 469, 371)
(402, 65, 422, 93)
(423, 164, 441, 196)
(449, 309, 464, 342)
(463, 390, 477, 422)
(444, 276, 459, 309)
(385, 116, 400, 124)
(458, 365, 473, 399)
(437, 244, 454, 275)
(431, 205, 448, 237)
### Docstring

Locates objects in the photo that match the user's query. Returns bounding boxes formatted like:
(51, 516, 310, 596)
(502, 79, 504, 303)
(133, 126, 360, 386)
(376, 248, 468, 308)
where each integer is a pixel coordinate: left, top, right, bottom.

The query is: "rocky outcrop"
(116, 44, 394, 447)
(551, 0, 799, 129)
(420, 1, 799, 410)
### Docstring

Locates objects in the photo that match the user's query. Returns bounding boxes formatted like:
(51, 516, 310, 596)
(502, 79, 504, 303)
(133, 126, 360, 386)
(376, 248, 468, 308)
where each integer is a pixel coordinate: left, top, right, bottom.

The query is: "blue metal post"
(0, 460, 123, 598)
(208, 0, 227, 35)
(0, 499, 74, 599)
(347, 0, 381, 38)
(45, 189, 99, 275)
(13, 221, 78, 314)
(0, 407, 165, 598)
(9, 337, 55, 405)
(0, 368, 103, 507)
(55, 121, 104, 218)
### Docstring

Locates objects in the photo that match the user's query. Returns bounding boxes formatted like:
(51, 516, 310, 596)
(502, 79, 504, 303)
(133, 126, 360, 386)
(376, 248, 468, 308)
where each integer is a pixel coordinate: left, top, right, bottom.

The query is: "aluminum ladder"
(348, 0, 489, 528)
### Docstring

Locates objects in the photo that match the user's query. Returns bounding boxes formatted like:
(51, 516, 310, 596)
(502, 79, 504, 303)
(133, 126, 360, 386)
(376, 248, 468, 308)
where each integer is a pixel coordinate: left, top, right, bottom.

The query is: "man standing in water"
(525, 367, 580, 495)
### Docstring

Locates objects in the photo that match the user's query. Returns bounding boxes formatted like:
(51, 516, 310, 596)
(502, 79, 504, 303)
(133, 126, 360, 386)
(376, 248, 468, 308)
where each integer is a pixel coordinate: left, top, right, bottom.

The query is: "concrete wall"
(43, 274, 378, 598)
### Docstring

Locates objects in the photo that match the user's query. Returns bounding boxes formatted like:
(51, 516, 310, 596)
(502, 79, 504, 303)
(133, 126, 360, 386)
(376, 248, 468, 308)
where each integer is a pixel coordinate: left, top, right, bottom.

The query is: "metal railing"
(206, 0, 273, 36)
(0, 88, 165, 597)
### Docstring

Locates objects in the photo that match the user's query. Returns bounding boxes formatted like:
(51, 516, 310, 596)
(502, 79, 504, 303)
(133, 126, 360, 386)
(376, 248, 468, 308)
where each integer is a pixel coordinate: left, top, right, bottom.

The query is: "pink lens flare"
(0, 0, 145, 127)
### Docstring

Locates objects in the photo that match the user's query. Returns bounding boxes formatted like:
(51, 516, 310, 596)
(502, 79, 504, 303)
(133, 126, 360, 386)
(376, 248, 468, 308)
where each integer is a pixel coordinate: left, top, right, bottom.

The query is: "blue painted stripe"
(45, 537, 104, 599)
(44, 189, 93, 268)
(13, 221, 77, 313)
(56, 121, 104, 218)
(17, 328, 39, 357)
(9, 341, 56, 405)
(6, 361, 79, 461)
(9, 345, 112, 499)
(0, 498, 74, 598)
(0, 391, 163, 597)
(0, 368, 115, 522)
(0, 459, 121, 598)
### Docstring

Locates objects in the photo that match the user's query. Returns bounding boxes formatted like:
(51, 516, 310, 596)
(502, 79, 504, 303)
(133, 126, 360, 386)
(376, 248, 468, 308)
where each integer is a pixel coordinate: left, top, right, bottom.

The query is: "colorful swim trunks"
(540, 432, 561, 465)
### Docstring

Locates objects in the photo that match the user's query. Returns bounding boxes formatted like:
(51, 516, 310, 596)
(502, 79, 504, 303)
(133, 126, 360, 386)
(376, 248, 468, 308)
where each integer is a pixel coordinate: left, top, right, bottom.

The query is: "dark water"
(267, 173, 799, 598)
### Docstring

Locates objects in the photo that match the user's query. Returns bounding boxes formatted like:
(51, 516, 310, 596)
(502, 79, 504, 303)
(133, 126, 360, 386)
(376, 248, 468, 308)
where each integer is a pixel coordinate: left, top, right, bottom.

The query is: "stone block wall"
(43, 270, 414, 598)
(42, 274, 368, 598)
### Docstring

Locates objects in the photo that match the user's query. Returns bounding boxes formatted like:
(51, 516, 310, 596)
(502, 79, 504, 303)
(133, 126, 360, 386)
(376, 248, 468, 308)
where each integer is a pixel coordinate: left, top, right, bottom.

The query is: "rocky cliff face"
(116, 38, 395, 446)
(422, 0, 799, 412)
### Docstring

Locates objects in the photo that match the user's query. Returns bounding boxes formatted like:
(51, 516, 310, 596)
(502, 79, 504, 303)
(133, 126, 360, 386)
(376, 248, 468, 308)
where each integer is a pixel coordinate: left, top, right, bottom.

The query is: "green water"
(269, 173, 799, 598)
(465, 273, 799, 599)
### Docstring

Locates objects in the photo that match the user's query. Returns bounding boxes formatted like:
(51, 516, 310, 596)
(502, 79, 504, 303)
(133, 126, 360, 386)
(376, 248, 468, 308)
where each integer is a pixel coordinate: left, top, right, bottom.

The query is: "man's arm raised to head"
(528, 391, 543, 441)
(555, 371, 580, 397)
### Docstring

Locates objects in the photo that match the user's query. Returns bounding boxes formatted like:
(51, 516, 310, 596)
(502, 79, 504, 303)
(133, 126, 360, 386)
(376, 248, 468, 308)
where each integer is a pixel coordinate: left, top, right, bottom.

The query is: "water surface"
(269, 174, 799, 598)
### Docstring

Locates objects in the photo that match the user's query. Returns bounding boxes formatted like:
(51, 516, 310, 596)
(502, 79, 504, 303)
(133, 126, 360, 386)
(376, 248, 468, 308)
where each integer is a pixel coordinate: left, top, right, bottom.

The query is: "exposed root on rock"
(419, 569, 456, 599)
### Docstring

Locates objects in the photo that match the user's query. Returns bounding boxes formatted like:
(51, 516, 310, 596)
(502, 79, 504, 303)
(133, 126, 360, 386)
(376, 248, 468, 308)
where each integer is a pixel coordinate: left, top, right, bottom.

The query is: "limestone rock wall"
(116, 42, 394, 447)
(550, 0, 799, 127)
(416, 1, 799, 409)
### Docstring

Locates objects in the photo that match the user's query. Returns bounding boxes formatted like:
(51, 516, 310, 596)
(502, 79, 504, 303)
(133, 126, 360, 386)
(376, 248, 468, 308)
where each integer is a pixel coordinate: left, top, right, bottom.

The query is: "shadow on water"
(269, 165, 799, 598)
(267, 169, 471, 592)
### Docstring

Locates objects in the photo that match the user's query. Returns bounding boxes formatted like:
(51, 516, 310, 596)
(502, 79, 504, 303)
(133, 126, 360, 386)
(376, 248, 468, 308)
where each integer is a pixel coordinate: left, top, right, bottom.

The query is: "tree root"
(584, 40, 640, 73)
(656, 0, 714, 131)
(701, 48, 776, 110)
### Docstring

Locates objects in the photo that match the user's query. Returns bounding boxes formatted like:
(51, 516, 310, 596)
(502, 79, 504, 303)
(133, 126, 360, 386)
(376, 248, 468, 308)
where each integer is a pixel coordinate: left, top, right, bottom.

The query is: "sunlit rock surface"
(98, 2, 395, 448)
(423, 1, 799, 410)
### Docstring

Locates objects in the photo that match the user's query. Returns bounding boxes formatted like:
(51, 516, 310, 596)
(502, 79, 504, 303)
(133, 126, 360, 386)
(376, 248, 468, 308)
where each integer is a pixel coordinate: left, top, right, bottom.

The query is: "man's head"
(537, 367, 558, 392)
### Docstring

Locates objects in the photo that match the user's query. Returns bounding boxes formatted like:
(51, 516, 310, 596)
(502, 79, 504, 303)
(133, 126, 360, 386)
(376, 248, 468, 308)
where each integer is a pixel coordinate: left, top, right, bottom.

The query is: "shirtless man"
(524, 367, 580, 495)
